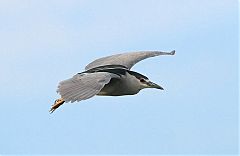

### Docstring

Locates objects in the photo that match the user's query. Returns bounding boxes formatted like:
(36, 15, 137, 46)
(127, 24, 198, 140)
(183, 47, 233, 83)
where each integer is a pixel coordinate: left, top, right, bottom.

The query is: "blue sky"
(0, 0, 238, 155)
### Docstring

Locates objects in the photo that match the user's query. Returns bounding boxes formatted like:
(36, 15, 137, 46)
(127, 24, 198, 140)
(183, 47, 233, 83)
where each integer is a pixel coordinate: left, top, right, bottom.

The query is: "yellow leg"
(49, 98, 65, 114)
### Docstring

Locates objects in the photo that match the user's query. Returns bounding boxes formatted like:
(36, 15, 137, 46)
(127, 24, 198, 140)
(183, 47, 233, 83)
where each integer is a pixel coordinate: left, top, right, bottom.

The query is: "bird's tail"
(50, 98, 65, 114)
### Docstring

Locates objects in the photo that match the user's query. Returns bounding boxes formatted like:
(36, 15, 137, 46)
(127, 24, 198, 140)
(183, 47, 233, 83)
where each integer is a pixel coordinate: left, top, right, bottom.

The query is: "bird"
(50, 50, 175, 113)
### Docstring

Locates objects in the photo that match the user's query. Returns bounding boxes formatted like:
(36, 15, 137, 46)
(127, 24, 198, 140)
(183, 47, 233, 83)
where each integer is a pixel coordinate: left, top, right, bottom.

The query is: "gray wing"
(57, 72, 120, 103)
(85, 50, 175, 70)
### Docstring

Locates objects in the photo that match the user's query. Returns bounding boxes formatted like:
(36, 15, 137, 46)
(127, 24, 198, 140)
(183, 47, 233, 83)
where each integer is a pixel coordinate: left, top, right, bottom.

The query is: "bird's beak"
(148, 81, 164, 90)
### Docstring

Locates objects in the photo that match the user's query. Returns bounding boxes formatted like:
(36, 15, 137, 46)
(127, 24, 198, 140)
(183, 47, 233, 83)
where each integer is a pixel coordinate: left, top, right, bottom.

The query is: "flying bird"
(50, 50, 175, 113)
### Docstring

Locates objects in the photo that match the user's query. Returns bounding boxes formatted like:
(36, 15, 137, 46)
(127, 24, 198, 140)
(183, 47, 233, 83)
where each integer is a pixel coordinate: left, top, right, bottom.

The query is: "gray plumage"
(50, 50, 175, 113)
(57, 72, 120, 103)
(85, 50, 175, 70)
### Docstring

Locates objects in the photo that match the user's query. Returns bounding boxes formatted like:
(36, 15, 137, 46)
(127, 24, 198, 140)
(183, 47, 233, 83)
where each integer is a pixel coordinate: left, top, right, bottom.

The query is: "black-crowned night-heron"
(50, 50, 175, 113)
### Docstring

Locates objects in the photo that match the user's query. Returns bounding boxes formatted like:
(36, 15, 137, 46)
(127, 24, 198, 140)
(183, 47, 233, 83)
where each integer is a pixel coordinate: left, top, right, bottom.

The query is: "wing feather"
(57, 72, 120, 103)
(85, 50, 175, 70)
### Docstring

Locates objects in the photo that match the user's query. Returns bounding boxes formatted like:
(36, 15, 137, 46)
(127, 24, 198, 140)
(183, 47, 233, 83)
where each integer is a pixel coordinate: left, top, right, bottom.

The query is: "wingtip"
(170, 50, 175, 55)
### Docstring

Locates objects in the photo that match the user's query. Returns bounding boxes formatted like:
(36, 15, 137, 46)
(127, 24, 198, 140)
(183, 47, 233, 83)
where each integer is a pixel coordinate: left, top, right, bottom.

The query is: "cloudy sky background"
(0, 0, 238, 155)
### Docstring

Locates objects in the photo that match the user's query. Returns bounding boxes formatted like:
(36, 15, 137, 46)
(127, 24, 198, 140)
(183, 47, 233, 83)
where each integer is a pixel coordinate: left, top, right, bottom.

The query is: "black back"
(81, 64, 148, 80)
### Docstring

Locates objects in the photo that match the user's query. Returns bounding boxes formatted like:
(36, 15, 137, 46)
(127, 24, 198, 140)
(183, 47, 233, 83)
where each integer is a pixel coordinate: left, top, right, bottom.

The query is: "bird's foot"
(49, 98, 65, 114)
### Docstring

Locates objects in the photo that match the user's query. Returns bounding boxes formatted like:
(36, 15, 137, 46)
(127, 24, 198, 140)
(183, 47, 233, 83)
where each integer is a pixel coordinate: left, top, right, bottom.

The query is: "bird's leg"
(49, 98, 65, 114)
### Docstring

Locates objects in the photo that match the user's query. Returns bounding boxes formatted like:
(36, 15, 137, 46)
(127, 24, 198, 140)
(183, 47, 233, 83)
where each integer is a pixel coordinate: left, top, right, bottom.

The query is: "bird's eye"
(140, 78, 146, 83)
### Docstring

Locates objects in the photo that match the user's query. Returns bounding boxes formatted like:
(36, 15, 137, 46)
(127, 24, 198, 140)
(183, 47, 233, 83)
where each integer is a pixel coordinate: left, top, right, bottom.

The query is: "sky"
(0, 0, 238, 155)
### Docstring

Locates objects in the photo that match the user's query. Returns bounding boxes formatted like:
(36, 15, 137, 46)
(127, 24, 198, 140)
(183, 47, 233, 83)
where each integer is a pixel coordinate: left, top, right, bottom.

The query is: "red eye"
(140, 78, 146, 83)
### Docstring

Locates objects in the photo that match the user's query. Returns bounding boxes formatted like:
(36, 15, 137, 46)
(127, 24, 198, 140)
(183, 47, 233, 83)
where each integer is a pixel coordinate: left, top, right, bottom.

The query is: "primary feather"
(85, 50, 175, 70)
(57, 72, 120, 103)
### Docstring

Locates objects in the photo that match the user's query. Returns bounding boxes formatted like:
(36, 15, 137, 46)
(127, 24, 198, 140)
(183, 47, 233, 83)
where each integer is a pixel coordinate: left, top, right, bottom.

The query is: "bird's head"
(138, 77, 164, 90)
(129, 71, 164, 90)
